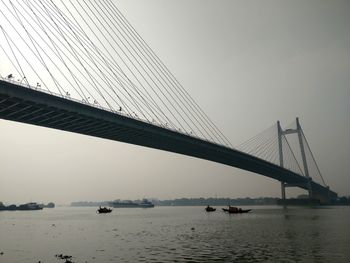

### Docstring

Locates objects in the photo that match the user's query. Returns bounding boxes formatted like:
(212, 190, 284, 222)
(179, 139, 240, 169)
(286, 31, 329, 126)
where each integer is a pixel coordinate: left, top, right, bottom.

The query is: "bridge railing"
(1, 77, 310, 176)
(1, 77, 324, 185)
(0, 76, 228, 149)
(1, 77, 313, 180)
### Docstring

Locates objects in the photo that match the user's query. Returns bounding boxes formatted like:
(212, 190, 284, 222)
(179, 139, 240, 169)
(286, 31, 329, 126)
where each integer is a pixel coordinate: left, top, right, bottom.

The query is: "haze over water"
(0, 206, 349, 262)
(0, 0, 349, 262)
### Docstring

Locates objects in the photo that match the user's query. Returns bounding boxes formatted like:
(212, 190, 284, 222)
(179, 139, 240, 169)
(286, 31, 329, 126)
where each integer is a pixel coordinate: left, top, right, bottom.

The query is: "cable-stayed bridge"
(0, 0, 337, 203)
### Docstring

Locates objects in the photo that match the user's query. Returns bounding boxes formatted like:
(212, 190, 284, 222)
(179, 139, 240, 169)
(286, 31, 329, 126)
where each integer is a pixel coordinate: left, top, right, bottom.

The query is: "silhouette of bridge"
(0, 0, 337, 202)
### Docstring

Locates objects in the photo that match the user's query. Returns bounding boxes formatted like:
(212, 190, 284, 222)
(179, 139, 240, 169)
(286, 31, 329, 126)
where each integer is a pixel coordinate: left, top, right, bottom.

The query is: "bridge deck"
(0, 80, 337, 199)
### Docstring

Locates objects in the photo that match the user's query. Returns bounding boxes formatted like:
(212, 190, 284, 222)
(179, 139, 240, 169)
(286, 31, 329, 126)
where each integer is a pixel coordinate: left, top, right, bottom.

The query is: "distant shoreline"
(70, 196, 350, 207)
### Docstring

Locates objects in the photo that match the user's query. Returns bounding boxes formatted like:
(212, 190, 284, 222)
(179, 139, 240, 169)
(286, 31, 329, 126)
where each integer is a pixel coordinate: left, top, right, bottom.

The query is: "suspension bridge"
(0, 0, 337, 203)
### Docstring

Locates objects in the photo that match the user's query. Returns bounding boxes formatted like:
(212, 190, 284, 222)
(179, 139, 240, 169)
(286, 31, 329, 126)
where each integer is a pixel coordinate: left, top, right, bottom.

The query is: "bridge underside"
(0, 80, 337, 200)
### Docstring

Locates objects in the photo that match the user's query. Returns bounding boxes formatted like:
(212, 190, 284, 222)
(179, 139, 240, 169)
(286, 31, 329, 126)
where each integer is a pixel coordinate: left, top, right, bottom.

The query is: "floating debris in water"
(55, 254, 72, 259)
(55, 254, 74, 262)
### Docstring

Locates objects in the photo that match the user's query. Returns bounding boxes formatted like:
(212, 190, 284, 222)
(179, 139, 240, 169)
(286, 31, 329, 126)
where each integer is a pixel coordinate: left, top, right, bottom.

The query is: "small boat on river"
(205, 205, 216, 212)
(97, 206, 112, 214)
(222, 206, 251, 214)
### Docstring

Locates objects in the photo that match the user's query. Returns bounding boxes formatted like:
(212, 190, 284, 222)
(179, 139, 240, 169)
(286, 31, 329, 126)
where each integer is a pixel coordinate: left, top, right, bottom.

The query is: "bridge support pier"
(281, 182, 286, 200)
(309, 186, 334, 205)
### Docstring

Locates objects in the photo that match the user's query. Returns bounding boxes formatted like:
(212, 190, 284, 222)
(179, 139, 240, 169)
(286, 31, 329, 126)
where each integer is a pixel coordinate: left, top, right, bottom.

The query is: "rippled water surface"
(0, 206, 349, 262)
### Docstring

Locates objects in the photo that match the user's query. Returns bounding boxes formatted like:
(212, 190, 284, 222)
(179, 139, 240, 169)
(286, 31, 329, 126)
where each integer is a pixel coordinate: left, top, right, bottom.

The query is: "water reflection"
(0, 206, 349, 262)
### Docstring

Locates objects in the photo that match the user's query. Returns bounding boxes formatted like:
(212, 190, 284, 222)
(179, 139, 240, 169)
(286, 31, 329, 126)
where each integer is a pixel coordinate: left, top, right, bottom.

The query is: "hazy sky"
(0, 0, 349, 204)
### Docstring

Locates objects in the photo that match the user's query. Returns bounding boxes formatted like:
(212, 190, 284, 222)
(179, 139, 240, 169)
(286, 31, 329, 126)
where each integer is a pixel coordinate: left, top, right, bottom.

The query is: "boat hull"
(222, 208, 251, 214)
(1, 203, 43, 211)
(97, 208, 112, 214)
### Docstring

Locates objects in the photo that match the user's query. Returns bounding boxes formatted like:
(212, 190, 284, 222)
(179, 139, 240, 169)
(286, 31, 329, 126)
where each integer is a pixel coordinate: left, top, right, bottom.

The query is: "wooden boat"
(97, 206, 112, 214)
(222, 206, 251, 214)
(205, 206, 216, 212)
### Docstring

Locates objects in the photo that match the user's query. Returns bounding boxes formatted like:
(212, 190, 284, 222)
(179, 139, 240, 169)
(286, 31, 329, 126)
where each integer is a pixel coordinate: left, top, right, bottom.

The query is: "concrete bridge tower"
(277, 118, 313, 200)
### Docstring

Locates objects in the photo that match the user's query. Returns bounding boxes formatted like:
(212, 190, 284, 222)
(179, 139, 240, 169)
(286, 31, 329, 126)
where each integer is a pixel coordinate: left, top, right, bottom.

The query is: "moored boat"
(205, 205, 216, 212)
(0, 202, 44, 211)
(139, 199, 155, 208)
(44, 202, 55, 208)
(17, 202, 43, 211)
(110, 199, 154, 208)
(222, 206, 251, 214)
(97, 206, 112, 214)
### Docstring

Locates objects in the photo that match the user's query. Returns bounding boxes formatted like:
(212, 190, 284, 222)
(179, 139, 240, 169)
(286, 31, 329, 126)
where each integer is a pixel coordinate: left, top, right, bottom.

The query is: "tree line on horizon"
(70, 196, 350, 207)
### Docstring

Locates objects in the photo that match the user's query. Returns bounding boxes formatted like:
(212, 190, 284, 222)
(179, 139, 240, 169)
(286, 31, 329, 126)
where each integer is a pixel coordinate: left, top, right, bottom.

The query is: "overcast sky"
(0, 0, 349, 204)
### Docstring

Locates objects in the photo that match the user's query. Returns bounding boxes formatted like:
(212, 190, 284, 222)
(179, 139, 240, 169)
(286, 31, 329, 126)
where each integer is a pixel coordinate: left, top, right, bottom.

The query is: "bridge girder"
(0, 80, 337, 200)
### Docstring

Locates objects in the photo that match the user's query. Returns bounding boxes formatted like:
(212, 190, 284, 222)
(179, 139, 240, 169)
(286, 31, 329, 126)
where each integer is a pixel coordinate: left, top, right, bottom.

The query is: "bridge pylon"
(277, 121, 286, 200)
(277, 118, 313, 200)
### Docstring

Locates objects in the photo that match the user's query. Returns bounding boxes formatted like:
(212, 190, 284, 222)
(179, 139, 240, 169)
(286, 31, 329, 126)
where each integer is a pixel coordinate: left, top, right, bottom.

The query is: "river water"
(0, 206, 349, 262)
